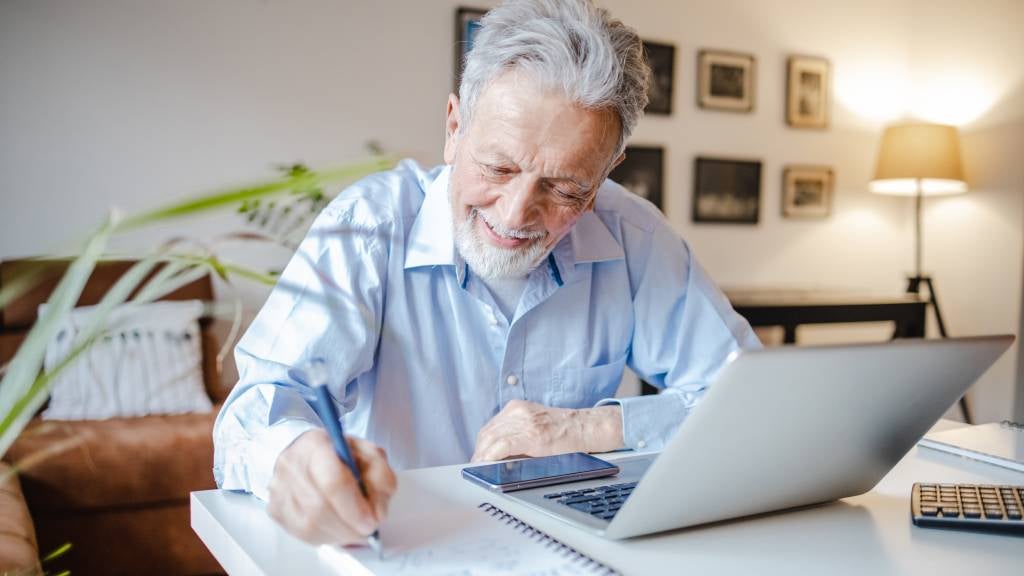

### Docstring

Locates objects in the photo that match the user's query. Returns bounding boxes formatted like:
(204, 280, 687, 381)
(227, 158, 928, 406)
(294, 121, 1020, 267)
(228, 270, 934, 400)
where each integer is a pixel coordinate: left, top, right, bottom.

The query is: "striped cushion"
(40, 300, 212, 420)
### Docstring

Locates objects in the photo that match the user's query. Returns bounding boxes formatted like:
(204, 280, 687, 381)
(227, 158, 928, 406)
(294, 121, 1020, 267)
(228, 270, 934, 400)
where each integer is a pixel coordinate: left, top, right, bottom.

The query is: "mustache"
(472, 209, 546, 241)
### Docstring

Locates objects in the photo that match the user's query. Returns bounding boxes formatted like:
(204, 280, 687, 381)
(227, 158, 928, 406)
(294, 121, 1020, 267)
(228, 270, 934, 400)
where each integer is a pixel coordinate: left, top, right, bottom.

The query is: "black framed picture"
(610, 146, 664, 212)
(783, 165, 833, 218)
(692, 157, 762, 224)
(786, 55, 830, 129)
(454, 7, 488, 93)
(697, 50, 756, 112)
(642, 41, 675, 115)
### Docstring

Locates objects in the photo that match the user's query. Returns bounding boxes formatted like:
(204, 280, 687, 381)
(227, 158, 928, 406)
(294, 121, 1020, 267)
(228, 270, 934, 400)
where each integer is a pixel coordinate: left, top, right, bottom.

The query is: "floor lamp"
(869, 123, 972, 422)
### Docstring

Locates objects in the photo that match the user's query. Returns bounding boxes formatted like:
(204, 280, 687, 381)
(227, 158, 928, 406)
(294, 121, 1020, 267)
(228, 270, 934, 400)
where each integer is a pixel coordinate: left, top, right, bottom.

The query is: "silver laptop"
(502, 335, 1013, 539)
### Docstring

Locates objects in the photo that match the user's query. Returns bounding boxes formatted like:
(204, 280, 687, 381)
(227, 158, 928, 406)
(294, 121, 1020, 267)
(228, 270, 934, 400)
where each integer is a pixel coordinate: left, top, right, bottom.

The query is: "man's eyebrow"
(474, 150, 516, 166)
(544, 175, 592, 190)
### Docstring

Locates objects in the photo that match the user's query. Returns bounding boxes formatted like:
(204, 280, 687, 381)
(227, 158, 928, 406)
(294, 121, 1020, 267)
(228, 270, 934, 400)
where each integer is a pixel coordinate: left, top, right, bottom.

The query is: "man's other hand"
(267, 430, 397, 545)
(471, 400, 623, 462)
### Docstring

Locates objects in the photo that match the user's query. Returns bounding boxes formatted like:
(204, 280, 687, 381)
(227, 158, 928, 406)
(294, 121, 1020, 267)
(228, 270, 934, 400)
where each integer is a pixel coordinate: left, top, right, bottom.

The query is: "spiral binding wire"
(478, 502, 620, 576)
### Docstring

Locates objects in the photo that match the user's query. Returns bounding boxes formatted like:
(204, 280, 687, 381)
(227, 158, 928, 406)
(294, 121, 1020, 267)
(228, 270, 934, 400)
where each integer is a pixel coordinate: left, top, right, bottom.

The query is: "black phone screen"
(463, 452, 617, 486)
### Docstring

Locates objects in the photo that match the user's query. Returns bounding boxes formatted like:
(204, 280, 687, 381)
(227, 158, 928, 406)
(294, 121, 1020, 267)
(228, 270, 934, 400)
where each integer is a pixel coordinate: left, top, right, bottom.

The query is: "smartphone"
(461, 452, 619, 492)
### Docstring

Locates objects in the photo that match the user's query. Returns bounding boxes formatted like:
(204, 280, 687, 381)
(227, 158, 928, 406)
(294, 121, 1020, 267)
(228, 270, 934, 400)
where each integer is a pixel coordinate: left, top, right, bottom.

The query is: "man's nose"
(497, 178, 541, 230)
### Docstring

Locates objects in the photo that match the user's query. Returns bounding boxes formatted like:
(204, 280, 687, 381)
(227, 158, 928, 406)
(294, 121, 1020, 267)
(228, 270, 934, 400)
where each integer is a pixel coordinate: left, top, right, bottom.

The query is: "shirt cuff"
(245, 419, 320, 501)
(596, 388, 700, 452)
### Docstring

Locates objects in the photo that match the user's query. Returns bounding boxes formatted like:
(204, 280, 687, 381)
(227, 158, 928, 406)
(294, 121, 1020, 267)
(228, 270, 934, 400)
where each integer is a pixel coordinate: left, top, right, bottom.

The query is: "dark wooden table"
(724, 288, 927, 344)
(637, 289, 929, 397)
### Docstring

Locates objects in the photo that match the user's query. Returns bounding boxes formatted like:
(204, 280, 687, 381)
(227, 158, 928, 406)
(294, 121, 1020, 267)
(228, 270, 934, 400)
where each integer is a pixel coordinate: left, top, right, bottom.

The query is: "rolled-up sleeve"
(213, 198, 390, 499)
(597, 224, 760, 451)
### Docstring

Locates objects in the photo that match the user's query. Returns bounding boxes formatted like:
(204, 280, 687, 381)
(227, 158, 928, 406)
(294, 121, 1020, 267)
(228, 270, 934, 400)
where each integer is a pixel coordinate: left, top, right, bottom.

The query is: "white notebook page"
(319, 503, 616, 576)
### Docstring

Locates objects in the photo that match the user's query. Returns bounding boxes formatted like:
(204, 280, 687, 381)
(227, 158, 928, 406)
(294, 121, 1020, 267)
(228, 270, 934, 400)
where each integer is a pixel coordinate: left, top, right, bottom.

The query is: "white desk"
(192, 421, 1024, 575)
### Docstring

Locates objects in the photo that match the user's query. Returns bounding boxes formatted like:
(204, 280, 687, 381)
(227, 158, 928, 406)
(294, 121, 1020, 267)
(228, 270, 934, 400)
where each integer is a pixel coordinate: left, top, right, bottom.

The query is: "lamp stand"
(906, 180, 972, 423)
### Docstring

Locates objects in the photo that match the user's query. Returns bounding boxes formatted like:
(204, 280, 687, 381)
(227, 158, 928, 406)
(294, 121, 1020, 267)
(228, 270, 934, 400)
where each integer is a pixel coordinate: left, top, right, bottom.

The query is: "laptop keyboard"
(543, 481, 637, 521)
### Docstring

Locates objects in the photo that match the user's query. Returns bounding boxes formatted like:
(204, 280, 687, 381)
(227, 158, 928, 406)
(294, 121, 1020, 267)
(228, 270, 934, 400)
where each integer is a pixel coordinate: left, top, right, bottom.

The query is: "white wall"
(904, 0, 1024, 423)
(1, 0, 1021, 420)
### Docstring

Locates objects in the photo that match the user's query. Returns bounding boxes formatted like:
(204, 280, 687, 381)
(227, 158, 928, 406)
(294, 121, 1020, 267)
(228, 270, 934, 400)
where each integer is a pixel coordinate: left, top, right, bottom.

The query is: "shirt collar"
(569, 210, 625, 264)
(404, 165, 456, 270)
(544, 210, 625, 285)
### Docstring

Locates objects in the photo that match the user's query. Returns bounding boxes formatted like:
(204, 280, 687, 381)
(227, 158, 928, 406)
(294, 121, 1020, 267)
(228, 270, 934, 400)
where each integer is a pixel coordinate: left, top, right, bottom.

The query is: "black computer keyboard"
(911, 482, 1024, 534)
(544, 481, 638, 521)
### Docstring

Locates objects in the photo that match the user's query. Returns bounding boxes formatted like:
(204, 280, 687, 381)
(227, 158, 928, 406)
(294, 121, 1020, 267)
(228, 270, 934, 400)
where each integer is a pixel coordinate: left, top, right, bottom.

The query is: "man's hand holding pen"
(267, 429, 397, 546)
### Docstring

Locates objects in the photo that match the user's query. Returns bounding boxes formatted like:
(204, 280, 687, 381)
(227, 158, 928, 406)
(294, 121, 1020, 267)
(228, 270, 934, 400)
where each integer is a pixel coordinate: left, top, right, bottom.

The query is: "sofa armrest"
(0, 462, 40, 574)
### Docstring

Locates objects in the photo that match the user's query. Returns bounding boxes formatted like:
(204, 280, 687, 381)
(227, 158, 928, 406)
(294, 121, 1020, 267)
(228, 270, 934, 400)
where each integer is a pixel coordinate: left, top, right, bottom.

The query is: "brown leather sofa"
(0, 260, 231, 575)
(0, 461, 40, 575)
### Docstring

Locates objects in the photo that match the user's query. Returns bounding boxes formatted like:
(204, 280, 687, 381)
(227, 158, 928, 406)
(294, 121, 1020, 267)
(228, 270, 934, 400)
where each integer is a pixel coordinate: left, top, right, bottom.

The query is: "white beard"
(453, 208, 549, 281)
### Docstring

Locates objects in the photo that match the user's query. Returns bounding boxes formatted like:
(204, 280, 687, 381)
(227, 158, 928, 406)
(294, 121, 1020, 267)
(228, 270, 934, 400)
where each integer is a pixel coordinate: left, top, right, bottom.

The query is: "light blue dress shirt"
(213, 160, 760, 499)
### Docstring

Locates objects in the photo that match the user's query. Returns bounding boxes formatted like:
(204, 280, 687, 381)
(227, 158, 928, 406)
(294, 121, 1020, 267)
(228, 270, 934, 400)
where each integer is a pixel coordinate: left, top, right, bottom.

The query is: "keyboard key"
(920, 506, 939, 516)
(962, 508, 982, 518)
(984, 508, 1004, 519)
(562, 495, 601, 505)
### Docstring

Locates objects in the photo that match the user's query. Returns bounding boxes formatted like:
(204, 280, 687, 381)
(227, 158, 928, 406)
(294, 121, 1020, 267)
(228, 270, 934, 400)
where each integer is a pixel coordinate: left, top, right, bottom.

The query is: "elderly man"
(214, 0, 758, 546)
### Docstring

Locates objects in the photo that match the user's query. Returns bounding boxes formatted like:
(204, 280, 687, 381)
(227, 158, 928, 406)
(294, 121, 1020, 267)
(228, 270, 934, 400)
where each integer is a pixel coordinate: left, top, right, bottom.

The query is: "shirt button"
(637, 440, 647, 449)
(506, 374, 519, 386)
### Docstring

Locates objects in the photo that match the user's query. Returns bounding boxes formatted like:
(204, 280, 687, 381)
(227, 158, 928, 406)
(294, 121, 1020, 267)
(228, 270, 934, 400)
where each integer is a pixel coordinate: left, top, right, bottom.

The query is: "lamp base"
(905, 275, 972, 423)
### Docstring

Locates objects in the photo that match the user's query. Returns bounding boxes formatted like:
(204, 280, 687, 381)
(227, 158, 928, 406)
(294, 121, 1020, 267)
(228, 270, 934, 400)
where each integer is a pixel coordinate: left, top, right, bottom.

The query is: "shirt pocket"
(547, 354, 628, 408)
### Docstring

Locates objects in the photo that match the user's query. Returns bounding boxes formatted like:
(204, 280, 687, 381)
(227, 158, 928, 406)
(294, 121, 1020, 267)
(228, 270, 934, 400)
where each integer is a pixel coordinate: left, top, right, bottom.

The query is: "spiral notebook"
(918, 420, 1024, 473)
(319, 502, 617, 576)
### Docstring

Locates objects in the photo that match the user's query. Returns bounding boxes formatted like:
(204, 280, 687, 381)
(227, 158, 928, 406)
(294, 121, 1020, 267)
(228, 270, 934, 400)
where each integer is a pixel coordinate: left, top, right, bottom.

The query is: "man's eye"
(546, 183, 588, 206)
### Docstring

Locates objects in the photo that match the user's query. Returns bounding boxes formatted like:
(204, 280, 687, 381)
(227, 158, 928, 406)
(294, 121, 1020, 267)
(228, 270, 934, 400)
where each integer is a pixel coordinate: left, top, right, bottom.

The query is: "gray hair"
(458, 0, 650, 156)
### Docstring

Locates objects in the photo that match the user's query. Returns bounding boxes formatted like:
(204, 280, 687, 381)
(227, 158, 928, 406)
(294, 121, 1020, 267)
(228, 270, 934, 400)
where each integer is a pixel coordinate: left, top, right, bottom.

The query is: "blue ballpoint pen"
(312, 381, 383, 557)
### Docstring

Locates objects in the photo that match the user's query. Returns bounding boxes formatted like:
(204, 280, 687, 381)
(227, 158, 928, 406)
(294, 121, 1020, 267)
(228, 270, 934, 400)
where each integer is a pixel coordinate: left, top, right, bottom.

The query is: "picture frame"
(692, 157, 762, 224)
(609, 146, 664, 212)
(642, 41, 675, 115)
(782, 165, 833, 218)
(697, 50, 756, 112)
(786, 56, 830, 129)
(454, 7, 488, 93)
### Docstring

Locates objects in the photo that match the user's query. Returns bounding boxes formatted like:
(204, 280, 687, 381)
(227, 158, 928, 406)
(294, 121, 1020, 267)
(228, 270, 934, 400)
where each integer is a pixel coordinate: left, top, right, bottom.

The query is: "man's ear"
(444, 93, 462, 165)
(585, 151, 627, 212)
(609, 151, 626, 173)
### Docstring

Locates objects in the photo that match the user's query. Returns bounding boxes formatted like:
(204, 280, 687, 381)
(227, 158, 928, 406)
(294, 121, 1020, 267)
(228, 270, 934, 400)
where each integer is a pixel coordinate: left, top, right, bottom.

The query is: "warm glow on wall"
(911, 73, 999, 126)
(834, 61, 911, 123)
(836, 64, 1000, 128)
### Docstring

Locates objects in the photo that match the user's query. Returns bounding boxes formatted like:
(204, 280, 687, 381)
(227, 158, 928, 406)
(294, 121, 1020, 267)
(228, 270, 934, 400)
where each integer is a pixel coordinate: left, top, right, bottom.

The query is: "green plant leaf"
(41, 542, 72, 563)
(0, 247, 160, 457)
(131, 260, 210, 304)
(0, 218, 115, 454)
(0, 157, 396, 460)
(117, 157, 394, 231)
